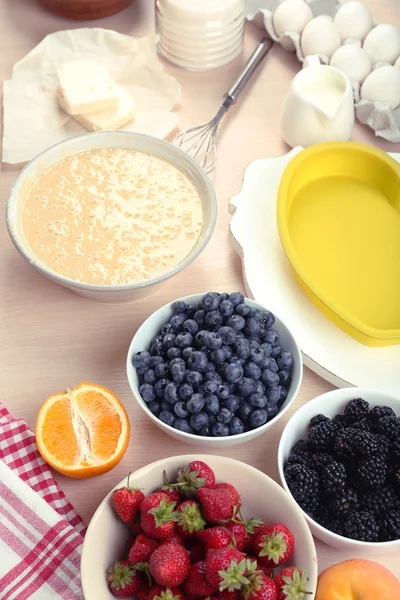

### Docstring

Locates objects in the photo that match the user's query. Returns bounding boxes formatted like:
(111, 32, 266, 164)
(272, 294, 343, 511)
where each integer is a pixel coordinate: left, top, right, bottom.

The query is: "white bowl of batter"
(6, 131, 217, 303)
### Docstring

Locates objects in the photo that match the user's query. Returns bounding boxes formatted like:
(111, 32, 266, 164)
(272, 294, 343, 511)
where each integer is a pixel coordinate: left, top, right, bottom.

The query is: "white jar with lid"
(155, 0, 245, 71)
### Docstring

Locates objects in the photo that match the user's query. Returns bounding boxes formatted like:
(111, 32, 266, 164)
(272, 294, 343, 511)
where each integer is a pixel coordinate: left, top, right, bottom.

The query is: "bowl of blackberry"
(278, 387, 400, 553)
(127, 292, 302, 447)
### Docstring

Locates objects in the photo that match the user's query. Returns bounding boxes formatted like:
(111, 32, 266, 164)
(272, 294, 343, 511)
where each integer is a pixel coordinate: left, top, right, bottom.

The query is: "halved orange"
(36, 382, 130, 478)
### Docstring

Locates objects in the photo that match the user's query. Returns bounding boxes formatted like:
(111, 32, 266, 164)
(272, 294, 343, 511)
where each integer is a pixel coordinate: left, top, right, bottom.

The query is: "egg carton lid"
(246, 0, 400, 143)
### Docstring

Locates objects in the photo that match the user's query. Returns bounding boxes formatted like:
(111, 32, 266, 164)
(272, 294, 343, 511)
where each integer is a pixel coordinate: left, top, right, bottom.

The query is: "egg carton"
(246, 0, 400, 142)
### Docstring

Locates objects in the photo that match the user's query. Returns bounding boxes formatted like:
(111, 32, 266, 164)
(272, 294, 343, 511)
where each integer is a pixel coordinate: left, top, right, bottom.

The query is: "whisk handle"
(223, 38, 273, 108)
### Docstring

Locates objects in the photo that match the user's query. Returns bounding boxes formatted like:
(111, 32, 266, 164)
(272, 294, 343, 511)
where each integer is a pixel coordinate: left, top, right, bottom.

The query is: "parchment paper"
(2, 29, 181, 164)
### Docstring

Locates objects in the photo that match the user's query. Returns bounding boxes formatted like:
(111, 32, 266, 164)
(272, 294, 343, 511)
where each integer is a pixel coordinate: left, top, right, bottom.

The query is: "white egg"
(301, 16, 341, 60)
(363, 24, 400, 65)
(333, 1, 373, 42)
(395, 56, 400, 68)
(361, 65, 400, 109)
(273, 0, 313, 51)
(330, 45, 371, 83)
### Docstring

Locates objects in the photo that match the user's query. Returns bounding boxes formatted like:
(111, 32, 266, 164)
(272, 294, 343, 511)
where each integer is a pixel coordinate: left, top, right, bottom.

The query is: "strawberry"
(225, 522, 246, 550)
(157, 487, 181, 503)
(254, 525, 294, 568)
(256, 563, 274, 579)
(129, 521, 143, 535)
(177, 461, 216, 492)
(205, 548, 247, 590)
(108, 560, 143, 598)
(242, 563, 278, 600)
(149, 543, 190, 587)
(112, 475, 145, 524)
(197, 488, 237, 524)
(197, 525, 234, 550)
(160, 532, 185, 546)
(147, 586, 184, 600)
(217, 589, 241, 600)
(187, 539, 206, 562)
(183, 560, 218, 596)
(215, 483, 242, 508)
(128, 534, 159, 566)
(274, 567, 310, 600)
(140, 492, 179, 539)
(176, 500, 206, 538)
(243, 520, 267, 552)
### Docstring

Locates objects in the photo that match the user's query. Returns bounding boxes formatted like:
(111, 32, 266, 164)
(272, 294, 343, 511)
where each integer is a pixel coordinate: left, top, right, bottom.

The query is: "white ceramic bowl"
(278, 387, 400, 554)
(126, 293, 303, 448)
(81, 454, 318, 600)
(6, 132, 217, 303)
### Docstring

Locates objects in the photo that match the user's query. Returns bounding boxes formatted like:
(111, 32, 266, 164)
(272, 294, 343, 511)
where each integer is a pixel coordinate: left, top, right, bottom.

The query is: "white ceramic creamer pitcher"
(280, 65, 355, 148)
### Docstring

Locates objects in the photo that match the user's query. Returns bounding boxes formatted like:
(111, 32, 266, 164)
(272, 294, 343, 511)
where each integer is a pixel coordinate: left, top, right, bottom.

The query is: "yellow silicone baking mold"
(277, 142, 400, 347)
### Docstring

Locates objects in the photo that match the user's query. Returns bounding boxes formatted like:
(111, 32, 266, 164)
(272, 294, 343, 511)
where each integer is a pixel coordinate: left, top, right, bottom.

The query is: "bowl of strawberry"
(81, 455, 317, 600)
(126, 293, 302, 447)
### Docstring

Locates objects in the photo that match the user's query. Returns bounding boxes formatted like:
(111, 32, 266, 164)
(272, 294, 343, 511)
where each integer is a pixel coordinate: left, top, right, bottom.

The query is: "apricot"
(316, 559, 400, 600)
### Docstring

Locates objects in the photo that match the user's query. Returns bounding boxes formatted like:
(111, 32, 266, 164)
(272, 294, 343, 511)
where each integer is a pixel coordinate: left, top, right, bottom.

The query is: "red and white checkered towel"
(0, 403, 86, 599)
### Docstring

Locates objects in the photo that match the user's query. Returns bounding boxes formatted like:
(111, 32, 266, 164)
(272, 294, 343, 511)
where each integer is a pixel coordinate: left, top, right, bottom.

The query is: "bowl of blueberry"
(127, 292, 302, 447)
(278, 387, 400, 553)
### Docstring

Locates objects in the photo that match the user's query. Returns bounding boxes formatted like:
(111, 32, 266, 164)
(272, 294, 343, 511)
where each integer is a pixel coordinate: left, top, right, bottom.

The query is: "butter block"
(57, 59, 119, 115)
(59, 85, 135, 131)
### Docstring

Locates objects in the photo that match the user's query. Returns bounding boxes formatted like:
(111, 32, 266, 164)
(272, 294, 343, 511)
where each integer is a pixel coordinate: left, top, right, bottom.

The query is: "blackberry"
(320, 461, 347, 495)
(372, 416, 400, 440)
(351, 419, 371, 432)
(375, 434, 390, 458)
(331, 414, 347, 430)
(391, 468, 400, 497)
(379, 509, 400, 541)
(361, 487, 399, 515)
(284, 463, 320, 513)
(352, 431, 379, 457)
(368, 405, 395, 423)
(343, 510, 379, 542)
(285, 454, 309, 468)
(329, 488, 359, 515)
(344, 398, 369, 423)
(314, 508, 344, 536)
(308, 452, 334, 473)
(291, 439, 309, 457)
(332, 428, 358, 461)
(357, 454, 387, 491)
(391, 438, 400, 463)
(308, 420, 337, 452)
(309, 414, 330, 429)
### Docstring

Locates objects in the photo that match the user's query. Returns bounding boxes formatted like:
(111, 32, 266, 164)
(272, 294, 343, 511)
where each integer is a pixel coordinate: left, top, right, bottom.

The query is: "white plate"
(229, 148, 400, 392)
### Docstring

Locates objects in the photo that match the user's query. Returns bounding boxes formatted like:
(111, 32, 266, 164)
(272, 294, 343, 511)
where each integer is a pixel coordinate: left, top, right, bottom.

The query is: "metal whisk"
(174, 38, 273, 174)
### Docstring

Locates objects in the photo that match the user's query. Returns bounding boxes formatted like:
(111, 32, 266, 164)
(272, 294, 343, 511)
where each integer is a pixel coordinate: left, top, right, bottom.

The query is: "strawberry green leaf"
(148, 496, 179, 526)
(177, 502, 206, 533)
(258, 532, 288, 564)
(154, 587, 182, 600)
(218, 559, 250, 592)
(282, 569, 312, 599)
(108, 561, 135, 591)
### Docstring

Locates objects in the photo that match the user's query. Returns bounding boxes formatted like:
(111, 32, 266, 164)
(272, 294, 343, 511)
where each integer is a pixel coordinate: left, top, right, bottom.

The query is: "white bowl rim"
(6, 131, 217, 293)
(126, 293, 303, 442)
(278, 386, 400, 548)
(81, 453, 318, 599)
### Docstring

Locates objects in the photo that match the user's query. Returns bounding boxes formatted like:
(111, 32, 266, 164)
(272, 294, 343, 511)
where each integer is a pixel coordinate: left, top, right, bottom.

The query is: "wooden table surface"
(1, 0, 400, 581)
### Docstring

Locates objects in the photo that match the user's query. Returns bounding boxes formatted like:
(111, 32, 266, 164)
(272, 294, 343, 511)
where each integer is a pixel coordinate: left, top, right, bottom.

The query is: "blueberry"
(229, 292, 245, 307)
(216, 383, 232, 400)
(205, 311, 223, 330)
(170, 357, 185, 368)
(203, 380, 218, 395)
(270, 346, 282, 359)
(161, 323, 173, 336)
(201, 292, 221, 312)
(174, 401, 189, 418)
(182, 319, 199, 335)
(260, 343, 272, 356)
(239, 401, 252, 422)
(139, 383, 155, 403)
(217, 407, 232, 424)
(163, 333, 176, 349)
(249, 409, 268, 428)
(218, 326, 237, 345)
(208, 415, 217, 426)
(164, 382, 179, 404)
(172, 300, 188, 313)
(199, 426, 210, 436)
(279, 370, 292, 386)
(210, 349, 226, 364)
(154, 379, 169, 397)
(248, 307, 263, 320)
(205, 394, 220, 415)
(205, 362, 216, 373)
(226, 315, 245, 331)
(155, 362, 169, 379)
(267, 386, 281, 404)
(266, 404, 279, 419)
(194, 310, 206, 326)
(223, 346, 233, 361)
(261, 370, 280, 387)
(188, 351, 208, 372)
(219, 300, 234, 317)
(186, 305, 196, 318)
(178, 383, 193, 401)
(277, 352, 294, 371)
(222, 394, 240, 413)
(279, 386, 288, 402)
(204, 332, 223, 350)
(249, 348, 264, 366)
(182, 346, 195, 361)
(219, 293, 229, 301)
(149, 356, 164, 369)
(261, 311, 275, 330)
(161, 401, 170, 411)
(187, 393, 205, 413)
(185, 370, 203, 388)
(236, 377, 257, 397)
(174, 418, 194, 434)
(269, 359, 279, 373)
(249, 339, 260, 350)
(170, 313, 187, 332)
(167, 347, 181, 360)
(234, 338, 251, 359)
(171, 363, 186, 384)
(229, 417, 245, 435)
(248, 393, 268, 409)
(244, 318, 260, 337)
(255, 381, 266, 395)
(195, 330, 209, 347)
(150, 341, 164, 356)
(204, 372, 222, 385)
(190, 412, 209, 432)
(211, 422, 229, 437)
(235, 303, 250, 317)
(148, 401, 161, 415)
(136, 364, 150, 376)
(133, 350, 151, 370)
(264, 329, 280, 346)
(225, 362, 244, 384)
(175, 332, 193, 348)
(159, 410, 175, 426)
(143, 369, 156, 384)
(152, 334, 164, 345)
(236, 331, 245, 339)
(216, 361, 228, 374)
(243, 362, 261, 381)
